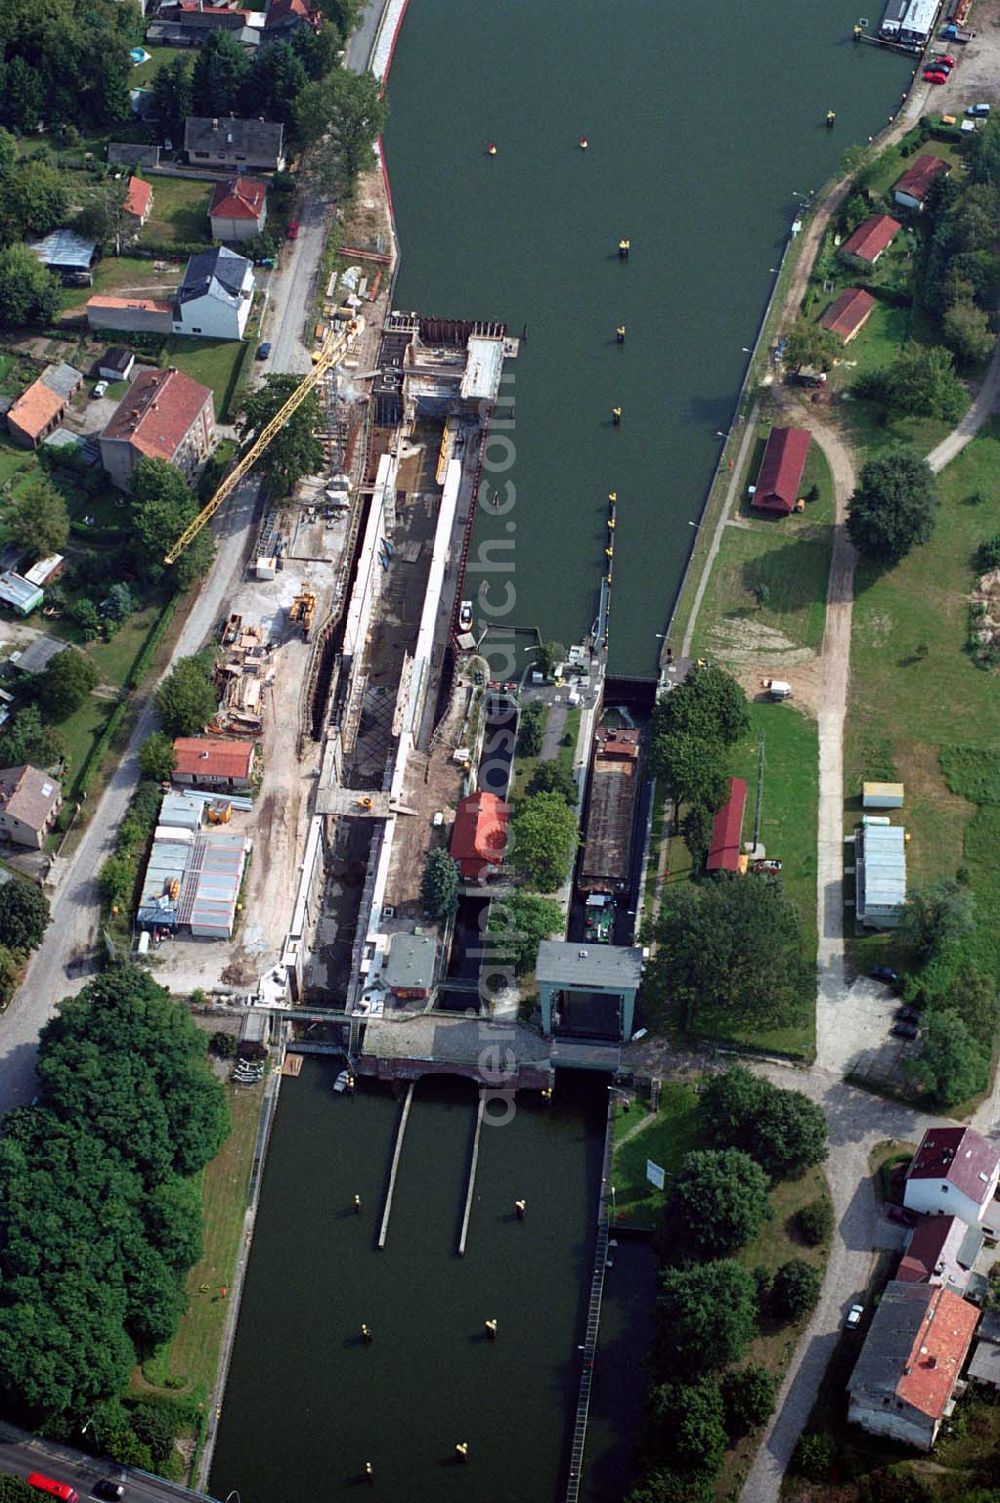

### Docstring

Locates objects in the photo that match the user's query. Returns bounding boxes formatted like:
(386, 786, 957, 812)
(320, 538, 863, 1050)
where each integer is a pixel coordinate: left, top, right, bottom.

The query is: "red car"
(923, 70, 949, 83)
(930, 52, 956, 66)
(287, 221, 300, 240)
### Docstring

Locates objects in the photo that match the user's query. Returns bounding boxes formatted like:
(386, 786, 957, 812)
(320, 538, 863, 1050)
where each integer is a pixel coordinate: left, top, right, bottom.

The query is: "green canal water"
(385, 0, 915, 673)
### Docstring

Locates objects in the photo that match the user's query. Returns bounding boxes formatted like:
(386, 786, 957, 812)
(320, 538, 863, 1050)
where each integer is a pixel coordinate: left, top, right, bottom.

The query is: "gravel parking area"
(817, 974, 907, 1078)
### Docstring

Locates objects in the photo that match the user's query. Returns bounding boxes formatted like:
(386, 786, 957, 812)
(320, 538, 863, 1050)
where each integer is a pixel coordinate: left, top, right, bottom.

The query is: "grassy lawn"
(130, 45, 189, 87)
(164, 337, 250, 420)
(610, 1080, 700, 1227)
(57, 254, 185, 314)
(57, 695, 112, 786)
(845, 419, 1000, 975)
(144, 177, 214, 246)
(140, 1082, 263, 1398)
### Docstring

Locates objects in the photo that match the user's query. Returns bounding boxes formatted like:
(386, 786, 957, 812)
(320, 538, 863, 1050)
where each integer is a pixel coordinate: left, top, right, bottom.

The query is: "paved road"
(0, 1421, 216, 1503)
(926, 332, 1000, 473)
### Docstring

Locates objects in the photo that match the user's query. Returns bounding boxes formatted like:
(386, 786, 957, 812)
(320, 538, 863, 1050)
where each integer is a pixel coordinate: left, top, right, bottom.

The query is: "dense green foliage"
(652, 664, 750, 749)
(771, 1258, 821, 1321)
(238, 378, 324, 497)
(698, 1065, 828, 1180)
(652, 731, 729, 816)
(297, 68, 388, 196)
(516, 700, 545, 758)
(899, 878, 974, 966)
(783, 317, 839, 374)
(907, 1007, 990, 1107)
(525, 759, 577, 805)
(884, 343, 967, 422)
(720, 1365, 778, 1438)
(648, 874, 811, 1034)
(131, 458, 216, 593)
(650, 665, 749, 864)
(138, 732, 178, 784)
(0, 243, 60, 328)
(0, 0, 138, 134)
(648, 1378, 727, 1476)
(488, 891, 562, 973)
(796, 1197, 834, 1247)
(0, 880, 49, 954)
(154, 653, 217, 738)
(0, 967, 228, 1418)
(35, 647, 98, 722)
(655, 1260, 758, 1374)
(847, 450, 937, 567)
(665, 1148, 770, 1260)
(0, 705, 63, 770)
(420, 847, 459, 922)
(6, 477, 69, 560)
(510, 791, 578, 891)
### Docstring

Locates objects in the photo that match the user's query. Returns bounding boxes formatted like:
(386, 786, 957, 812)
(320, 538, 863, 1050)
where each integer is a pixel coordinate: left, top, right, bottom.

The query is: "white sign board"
(645, 1159, 666, 1191)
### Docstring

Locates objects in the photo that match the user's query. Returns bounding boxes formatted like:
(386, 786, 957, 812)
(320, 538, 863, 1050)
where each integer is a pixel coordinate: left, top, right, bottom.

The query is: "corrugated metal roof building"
(159, 791, 204, 830)
(138, 822, 250, 939)
(856, 821, 906, 928)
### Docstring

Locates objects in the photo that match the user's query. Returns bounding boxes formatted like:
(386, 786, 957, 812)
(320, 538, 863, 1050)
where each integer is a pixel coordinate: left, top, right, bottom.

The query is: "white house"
(172, 246, 254, 341)
(904, 1127, 1000, 1234)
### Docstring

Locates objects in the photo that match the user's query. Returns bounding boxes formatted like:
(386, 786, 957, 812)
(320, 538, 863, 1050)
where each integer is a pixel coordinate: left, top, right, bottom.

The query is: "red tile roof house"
(172, 738, 255, 791)
(893, 154, 950, 213)
(0, 764, 63, 849)
(903, 1126, 1000, 1234)
(264, 0, 321, 32)
(840, 213, 903, 266)
(750, 426, 811, 516)
(6, 380, 66, 449)
(450, 791, 510, 882)
(123, 176, 153, 231)
(209, 176, 267, 243)
(896, 1213, 982, 1296)
(847, 1281, 979, 1450)
(706, 777, 747, 874)
(99, 366, 215, 491)
(820, 287, 877, 344)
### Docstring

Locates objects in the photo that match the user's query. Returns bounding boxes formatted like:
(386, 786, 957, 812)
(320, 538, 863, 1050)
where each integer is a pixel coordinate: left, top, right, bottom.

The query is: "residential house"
(123, 176, 153, 232)
(9, 635, 67, 678)
(841, 213, 902, 266)
(706, 776, 747, 873)
(904, 1127, 1000, 1233)
(0, 765, 62, 849)
(29, 230, 98, 283)
(893, 154, 950, 212)
(172, 246, 255, 340)
(6, 381, 66, 449)
(86, 295, 175, 336)
(450, 791, 510, 882)
(820, 287, 877, 344)
(896, 1214, 982, 1296)
(99, 367, 215, 491)
(98, 348, 136, 383)
(209, 176, 267, 242)
(107, 143, 161, 170)
(855, 820, 906, 929)
(751, 425, 811, 515)
(847, 1281, 978, 1450)
(40, 362, 84, 402)
(264, 0, 321, 32)
(172, 737, 256, 791)
(148, 3, 262, 46)
(184, 116, 286, 172)
(968, 1311, 1000, 1392)
(384, 933, 438, 1002)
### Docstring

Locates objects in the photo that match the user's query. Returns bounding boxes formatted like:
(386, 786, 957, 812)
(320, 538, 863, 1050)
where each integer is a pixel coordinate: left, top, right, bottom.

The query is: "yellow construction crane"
(163, 322, 358, 564)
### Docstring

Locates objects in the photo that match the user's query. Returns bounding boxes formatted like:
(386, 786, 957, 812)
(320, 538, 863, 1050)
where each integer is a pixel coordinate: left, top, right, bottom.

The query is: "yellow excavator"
(163, 322, 358, 565)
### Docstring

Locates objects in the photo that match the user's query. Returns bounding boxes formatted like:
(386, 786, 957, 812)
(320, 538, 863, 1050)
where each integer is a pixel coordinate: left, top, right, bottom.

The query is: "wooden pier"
(457, 1093, 486, 1255)
(377, 1081, 414, 1249)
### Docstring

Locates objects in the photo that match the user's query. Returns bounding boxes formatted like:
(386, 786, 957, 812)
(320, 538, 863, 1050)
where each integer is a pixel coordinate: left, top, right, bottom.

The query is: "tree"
(884, 342, 966, 422)
(192, 31, 249, 118)
(75, 181, 130, 255)
(154, 654, 217, 738)
(152, 55, 193, 146)
(655, 1260, 758, 1374)
(796, 1198, 834, 1247)
(967, 116, 1000, 187)
(680, 801, 714, 872)
(5, 476, 69, 558)
(0, 880, 50, 953)
(488, 891, 562, 973)
(795, 1433, 836, 1481)
(0, 943, 18, 1007)
(899, 878, 974, 966)
(516, 701, 545, 757)
(296, 68, 387, 194)
(526, 759, 577, 805)
(138, 732, 177, 784)
(652, 732, 729, 815)
(721, 1365, 778, 1437)
(35, 648, 98, 721)
(647, 875, 810, 1034)
(652, 664, 750, 748)
(130, 457, 216, 591)
(239, 41, 308, 129)
(420, 847, 458, 922)
(666, 1148, 769, 1260)
(0, 704, 64, 769)
(1, 163, 70, 236)
(699, 1065, 828, 1180)
(104, 583, 135, 623)
(510, 792, 578, 891)
(772, 1258, 821, 1321)
(841, 190, 872, 235)
(648, 1378, 726, 1476)
(74, 599, 101, 641)
(535, 640, 565, 678)
(0, 129, 17, 179)
(942, 299, 996, 366)
(783, 317, 839, 374)
(237, 377, 323, 497)
(626, 1474, 715, 1503)
(0, 243, 59, 327)
(907, 1008, 989, 1107)
(846, 450, 937, 567)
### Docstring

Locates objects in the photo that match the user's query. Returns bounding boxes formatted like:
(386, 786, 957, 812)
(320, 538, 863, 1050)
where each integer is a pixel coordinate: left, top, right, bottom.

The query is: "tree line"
(627, 1066, 830, 1503)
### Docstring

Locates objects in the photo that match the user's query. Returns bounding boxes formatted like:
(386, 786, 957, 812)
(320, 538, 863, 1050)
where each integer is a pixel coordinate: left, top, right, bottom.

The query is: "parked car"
(967, 102, 991, 117)
(92, 380, 108, 399)
(870, 965, 900, 986)
(892, 1021, 920, 1039)
(256, 341, 271, 361)
(923, 70, 949, 84)
(846, 1303, 864, 1329)
(931, 52, 956, 65)
(896, 1005, 921, 1024)
(287, 221, 300, 240)
(886, 1204, 917, 1226)
(93, 1483, 125, 1501)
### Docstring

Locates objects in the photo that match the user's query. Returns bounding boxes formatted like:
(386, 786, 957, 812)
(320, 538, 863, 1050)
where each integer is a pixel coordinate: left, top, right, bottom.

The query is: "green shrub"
(796, 1198, 833, 1246)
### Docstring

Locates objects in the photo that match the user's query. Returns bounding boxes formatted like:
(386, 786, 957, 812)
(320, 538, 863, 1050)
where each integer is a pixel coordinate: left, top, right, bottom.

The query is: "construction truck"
(206, 799, 232, 825)
(290, 586, 317, 641)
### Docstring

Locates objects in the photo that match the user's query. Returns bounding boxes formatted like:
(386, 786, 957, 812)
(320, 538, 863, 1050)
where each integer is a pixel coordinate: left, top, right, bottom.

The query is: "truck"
(584, 892, 615, 944)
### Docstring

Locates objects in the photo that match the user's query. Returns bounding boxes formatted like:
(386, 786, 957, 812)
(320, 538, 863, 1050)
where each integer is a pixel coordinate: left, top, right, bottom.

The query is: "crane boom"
(163, 322, 357, 564)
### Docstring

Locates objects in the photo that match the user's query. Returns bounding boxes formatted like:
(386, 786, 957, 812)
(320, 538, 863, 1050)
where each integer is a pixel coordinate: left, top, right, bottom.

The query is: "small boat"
(334, 1070, 356, 1095)
(458, 600, 474, 632)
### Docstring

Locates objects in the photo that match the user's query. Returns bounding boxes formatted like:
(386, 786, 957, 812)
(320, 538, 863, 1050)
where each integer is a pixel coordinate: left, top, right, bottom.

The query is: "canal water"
(385, 0, 914, 673)
(210, 1063, 607, 1503)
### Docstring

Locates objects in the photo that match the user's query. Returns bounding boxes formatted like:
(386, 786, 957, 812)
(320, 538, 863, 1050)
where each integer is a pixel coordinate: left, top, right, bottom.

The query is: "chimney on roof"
(927, 1356, 937, 1369)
